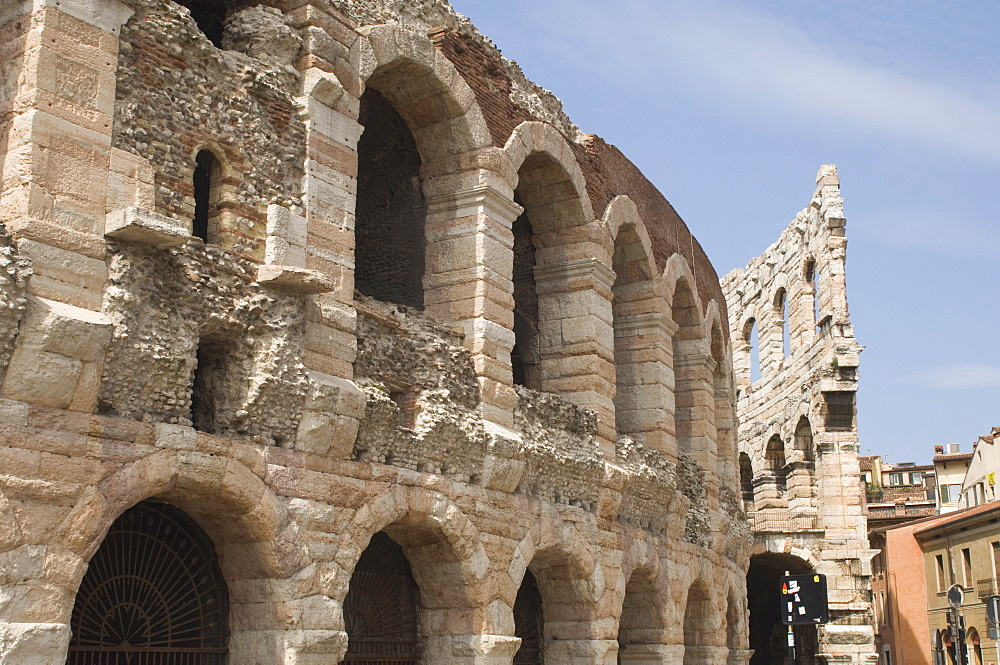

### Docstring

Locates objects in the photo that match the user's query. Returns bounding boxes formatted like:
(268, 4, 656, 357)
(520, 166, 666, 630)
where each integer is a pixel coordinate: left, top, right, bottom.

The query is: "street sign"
(987, 595, 1000, 627)
(780, 573, 829, 625)
(949, 584, 965, 610)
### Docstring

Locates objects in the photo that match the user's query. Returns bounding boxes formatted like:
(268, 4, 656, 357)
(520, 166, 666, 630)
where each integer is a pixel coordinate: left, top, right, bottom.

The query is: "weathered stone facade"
(722, 166, 877, 665)
(0, 0, 750, 663)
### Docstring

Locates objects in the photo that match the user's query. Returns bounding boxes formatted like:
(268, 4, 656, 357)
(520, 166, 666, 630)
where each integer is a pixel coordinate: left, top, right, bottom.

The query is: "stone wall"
(0, 0, 751, 663)
(722, 165, 877, 664)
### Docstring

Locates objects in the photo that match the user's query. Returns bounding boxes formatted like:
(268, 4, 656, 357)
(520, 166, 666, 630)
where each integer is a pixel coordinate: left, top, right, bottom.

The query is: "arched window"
(775, 288, 790, 358)
(742, 318, 760, 384)
(739, 452, 755, 508)
(511, 196, 540, 390)
(683, 580, 714, 665)
(766, 435, 787, 492)
(619, 569, 662, 662)
(355, 87, 426, 309)
(343, 531, 420, 664)
(68, 501, 229, 665)
(794, 416, 815, 467)
(193, 148, 223, 243)
(513, 570, 544, 665)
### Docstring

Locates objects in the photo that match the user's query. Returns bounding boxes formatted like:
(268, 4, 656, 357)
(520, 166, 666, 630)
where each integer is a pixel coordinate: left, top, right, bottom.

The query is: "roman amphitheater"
(0, 0, 757, 663)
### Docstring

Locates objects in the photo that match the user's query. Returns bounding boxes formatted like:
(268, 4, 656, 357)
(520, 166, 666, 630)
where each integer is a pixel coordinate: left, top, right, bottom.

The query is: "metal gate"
(67, 501, 229, 665)
(343, 532, 420, 664)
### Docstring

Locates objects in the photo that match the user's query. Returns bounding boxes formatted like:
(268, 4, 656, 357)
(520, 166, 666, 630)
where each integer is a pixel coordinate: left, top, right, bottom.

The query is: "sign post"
(947, 585, 969, 665)
(986, 594, 1000, 664)
(780, 572, 830, 664)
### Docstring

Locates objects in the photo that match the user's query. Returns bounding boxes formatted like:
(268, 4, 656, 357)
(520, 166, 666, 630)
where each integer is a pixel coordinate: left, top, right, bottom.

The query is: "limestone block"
(480, 424, 524, 492)
(295, 372, 365, 457)
(257, 265, 336, 295)
(0, 622, 71, 665)
(1, 296, 110, 410)
(104, 207, 190, 248)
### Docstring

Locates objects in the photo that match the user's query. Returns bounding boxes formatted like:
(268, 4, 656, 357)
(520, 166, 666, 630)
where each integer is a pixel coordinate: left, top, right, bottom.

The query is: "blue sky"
(449, 0, 1000, 464)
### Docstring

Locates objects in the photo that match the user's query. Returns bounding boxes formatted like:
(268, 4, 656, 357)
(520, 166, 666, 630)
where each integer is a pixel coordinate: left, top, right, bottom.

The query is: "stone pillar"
(613, 311, 677, 459)
(619, 643, 682, 663)
(424, 634, 521, 665)
(0, 0, 133, 312)
(675, 350, 719, 495)
(286, 3, 360, 382)
(424, 183, 523, 429)
(546, 638, 619, 665)
(0, 543, 86, 665)
(534, 258, 616, 457)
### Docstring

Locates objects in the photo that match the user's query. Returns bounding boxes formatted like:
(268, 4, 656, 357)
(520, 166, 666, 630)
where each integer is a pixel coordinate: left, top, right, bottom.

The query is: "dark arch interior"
(343, 531, 421, 664)
(193, 149, 221, 243)
(511, 193, 540, 390)
(175, 0, 260, 47)
(739, 452, 754, 506)
(513, 569, 544, 664)
(747, 553, 818, 665)
(355, 87, 426, 309)
(67, 500, 229, 665)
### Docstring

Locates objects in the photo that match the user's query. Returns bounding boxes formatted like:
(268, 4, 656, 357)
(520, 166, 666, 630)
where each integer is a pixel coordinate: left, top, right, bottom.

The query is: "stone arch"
(617, 539, 672, 663)
(747, 552, 819, 665)
(664, 256, 710, 466)
(57, 450, 319, 664)
(739, 452, 755, 510)
(707, 303, 735, 487)
(765, 434, 788, 493)
(682, 578, 721, 665)
(508, 519, 608, 662)
(503, 122, 615, 449)
(356, 25, 493, 163)
(338, 485, 492, 662)
(349, 25, 493, 310)
(772, 285, 790, 360)
(605, 196, 669, 451)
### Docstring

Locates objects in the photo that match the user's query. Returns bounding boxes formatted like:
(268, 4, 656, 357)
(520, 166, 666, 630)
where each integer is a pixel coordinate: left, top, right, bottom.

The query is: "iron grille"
(343, 533, 420, 664)
(67, 501, 228, 665)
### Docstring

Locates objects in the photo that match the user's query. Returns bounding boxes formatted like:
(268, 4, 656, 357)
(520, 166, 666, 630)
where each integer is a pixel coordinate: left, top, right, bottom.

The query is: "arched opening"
(765, 435, 787, 492)
(513, 570, 544, 665)
(618, 568, 665, 663)
(683, 579, 716, 665)
(747, 553, 818, 665)
(355, 87, 426, 309)
(968, 627, 982, 665)
(190, 331, 244, 435)
(742, 318, 760, 384)
(343, 531, 421, 664)
(512, 193, 540, 390)
(671, 278, 702, 458)
(611, 221, 656, 438)
(739, 452, 755, 509)
(67, 500, 229, 665)
(794, 416, 815, 468)
(193, 148, 224, 243)
(775, 288, 790, 359)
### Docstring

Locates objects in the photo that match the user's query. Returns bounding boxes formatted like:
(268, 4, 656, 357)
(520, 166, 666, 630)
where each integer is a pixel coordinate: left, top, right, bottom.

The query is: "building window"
(889, 473, 904, 486)
(193, 148, 224, 243)
(991, 541, 1000, 581)
(941, 484, 963, 504)
(962, 548, 973, 589)
(822, 391, 855, 430)
(936, 554, 947, 592)
(910, 472, 923, 485)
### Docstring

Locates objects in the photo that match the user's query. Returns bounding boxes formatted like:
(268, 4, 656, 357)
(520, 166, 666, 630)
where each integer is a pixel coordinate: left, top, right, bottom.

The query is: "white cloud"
(553, 0, 1000, 164)
(896, 365, 1000, 389)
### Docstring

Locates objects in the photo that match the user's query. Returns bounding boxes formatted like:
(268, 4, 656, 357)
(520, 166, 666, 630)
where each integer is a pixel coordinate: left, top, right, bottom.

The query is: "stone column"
(424, 183, 523, 429)
(619, 643, 682, 663)
(546, 638, 619, 665)
(1, 0, 132, 312)
(534, 258, 616, 457)
(613, 311, 678, 459)
(286, 3, 362, 383)
(675, 350, 719, 497)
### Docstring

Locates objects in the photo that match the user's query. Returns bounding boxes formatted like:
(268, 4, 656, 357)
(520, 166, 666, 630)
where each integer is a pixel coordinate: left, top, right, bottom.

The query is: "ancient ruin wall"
(722, 165, 877, 664)
(0, 0, 751, 663)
